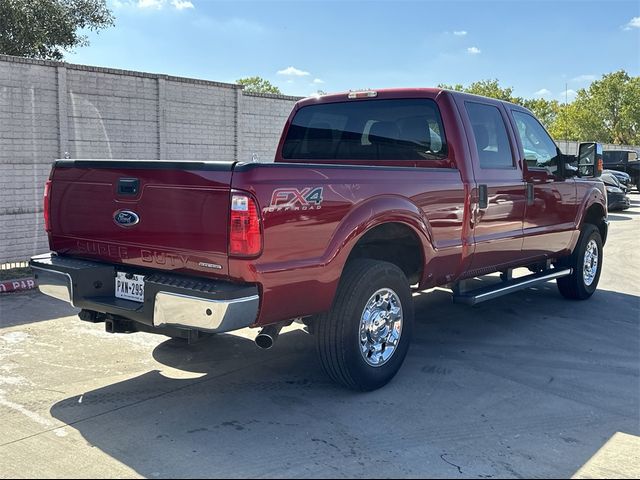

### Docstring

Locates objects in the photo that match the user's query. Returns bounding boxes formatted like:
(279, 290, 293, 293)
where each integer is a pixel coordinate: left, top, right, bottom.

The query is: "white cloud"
(277, 66, 311, 77)
(312, 78, 324, 84)
(171, 0, 194, 10)
(623, 16, 640, 30)
(453, 30, 467, 36)
(572, 74, 596, 82)
(535, 88, 551, 96)
(467, 46, 481, 55)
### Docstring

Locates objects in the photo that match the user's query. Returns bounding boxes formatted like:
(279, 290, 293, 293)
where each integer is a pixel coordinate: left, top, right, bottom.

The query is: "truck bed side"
(229, 162, 470, 325)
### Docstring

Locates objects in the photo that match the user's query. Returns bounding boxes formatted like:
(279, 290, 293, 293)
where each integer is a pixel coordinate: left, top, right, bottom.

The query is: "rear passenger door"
(458, 99, 527, 274)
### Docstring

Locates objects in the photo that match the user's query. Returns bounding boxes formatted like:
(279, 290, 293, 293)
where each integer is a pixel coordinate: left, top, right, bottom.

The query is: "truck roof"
(297, 88, 444, 108)
(296, 87, 528, 111)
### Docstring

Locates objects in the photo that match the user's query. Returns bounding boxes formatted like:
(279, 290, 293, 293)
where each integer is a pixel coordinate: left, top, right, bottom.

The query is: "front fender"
(576, 182, 607, 227)
(570, 181, 607, 250)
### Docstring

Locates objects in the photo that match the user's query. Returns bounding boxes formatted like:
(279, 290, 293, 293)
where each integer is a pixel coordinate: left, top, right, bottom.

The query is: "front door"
(459, 100, 527, 274)
(509, 109, 578, 256)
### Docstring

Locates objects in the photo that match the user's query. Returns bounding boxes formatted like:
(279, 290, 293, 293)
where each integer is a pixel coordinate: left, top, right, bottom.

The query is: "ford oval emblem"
(114, 210, 140, 227)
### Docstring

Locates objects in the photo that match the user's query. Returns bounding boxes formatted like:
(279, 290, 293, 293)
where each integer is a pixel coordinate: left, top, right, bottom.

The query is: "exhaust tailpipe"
(255, 323, 285, 350)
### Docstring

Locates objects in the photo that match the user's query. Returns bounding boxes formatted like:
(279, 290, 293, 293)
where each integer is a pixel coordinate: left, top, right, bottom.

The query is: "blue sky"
(68, 0, 640, 100)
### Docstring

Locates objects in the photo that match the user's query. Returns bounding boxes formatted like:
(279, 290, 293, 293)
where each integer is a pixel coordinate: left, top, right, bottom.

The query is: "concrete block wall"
(0, 55, 300, 263)
(238, 91, 302, 163)
(0, 59, 60, 262)
(66, 69, 160, 159)
(164, 79, 238, 161)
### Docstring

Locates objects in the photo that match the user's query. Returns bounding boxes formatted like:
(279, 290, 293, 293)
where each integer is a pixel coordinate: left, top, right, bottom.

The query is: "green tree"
(549, 71, 640, 144)
(521, 98, 561, 129)
(0, 0, 114, 60)
(438, 79, 518, 103)
(237, 76, 282, 95)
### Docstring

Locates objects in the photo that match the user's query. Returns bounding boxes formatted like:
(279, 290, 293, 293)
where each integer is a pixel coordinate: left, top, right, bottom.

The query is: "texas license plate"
(115, 272, 145, 302)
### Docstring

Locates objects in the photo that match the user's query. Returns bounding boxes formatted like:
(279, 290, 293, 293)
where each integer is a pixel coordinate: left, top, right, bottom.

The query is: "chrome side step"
(452, 268, 572, 306)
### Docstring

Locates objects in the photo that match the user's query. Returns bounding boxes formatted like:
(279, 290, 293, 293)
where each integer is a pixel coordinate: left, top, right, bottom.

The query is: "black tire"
(315, 259, 414, 391)
(557, 224, 603, 300)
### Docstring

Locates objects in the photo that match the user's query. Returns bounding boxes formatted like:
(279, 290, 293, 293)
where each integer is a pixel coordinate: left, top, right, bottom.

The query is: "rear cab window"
(281, 99, 448, 161)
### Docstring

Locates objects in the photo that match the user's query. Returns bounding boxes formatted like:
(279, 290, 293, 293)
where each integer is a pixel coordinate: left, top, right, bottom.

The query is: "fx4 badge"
(265, 187, 324, 212)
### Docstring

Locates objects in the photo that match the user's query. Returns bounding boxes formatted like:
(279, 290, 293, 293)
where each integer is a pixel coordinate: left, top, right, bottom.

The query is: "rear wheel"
(315, 259, 414, 391)
(557, 224, 603, 300)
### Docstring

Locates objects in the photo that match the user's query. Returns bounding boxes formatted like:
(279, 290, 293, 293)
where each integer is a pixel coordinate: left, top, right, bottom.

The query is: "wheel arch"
(327, 195, 435, 288)
(581, 202, 608, 245)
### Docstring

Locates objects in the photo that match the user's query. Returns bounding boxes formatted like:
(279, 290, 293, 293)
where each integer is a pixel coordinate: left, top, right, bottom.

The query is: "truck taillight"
(44, 180, 52, 233)
(229, 193, 262, 257)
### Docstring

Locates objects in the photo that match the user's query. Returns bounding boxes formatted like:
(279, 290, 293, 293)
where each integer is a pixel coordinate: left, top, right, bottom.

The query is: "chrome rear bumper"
(153, 291, 259, 332)
(30, 253, 259, 334)
(31, 266, 76, 307)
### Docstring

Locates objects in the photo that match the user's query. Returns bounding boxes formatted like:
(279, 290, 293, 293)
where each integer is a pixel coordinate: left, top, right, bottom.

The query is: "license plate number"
(115, 272, 145, 302)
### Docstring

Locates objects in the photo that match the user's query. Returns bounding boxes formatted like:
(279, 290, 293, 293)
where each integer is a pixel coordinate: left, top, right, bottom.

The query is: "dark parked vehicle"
(601, 172, 631, 211)
(603, 150, 640, 191)
(603, 169, 633, 191)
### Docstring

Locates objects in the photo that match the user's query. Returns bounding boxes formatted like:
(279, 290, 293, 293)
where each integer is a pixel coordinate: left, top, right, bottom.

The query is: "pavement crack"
(440, 453, 463, 475)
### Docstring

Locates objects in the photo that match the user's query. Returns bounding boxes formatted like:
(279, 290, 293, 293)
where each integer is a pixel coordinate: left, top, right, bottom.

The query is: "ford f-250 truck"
(31, 88, 608, 391)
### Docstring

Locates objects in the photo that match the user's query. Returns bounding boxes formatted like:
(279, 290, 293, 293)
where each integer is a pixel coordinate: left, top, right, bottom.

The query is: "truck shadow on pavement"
(49, 286, 640, 478)
(0, 290, 79, 328)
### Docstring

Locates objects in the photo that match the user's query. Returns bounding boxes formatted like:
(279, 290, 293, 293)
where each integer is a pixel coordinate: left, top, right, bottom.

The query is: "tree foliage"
(237, 76, 282, 95)
(439, 79, 516, 102)
(439, 72, 640, 145)
(548, 71, 640, 144)
(519, 98, 559, 128)
(0, 0, 114, 60)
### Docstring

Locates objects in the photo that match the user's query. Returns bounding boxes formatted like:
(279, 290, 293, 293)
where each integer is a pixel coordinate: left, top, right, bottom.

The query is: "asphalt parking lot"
(1, 195, 639, 479)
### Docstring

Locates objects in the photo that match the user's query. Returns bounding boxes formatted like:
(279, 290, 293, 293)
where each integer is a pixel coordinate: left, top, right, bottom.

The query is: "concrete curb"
(0, 277, 36, 293)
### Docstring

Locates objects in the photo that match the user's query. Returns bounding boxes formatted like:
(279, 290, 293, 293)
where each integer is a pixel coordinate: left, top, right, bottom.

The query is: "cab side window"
(512, 110, 560, 174)
(465, 102, 514, 169)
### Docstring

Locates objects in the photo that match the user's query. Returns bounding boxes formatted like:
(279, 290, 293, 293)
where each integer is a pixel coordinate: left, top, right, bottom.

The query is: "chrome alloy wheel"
(359, 288, 403, 367)
(583, 239, 599, 286)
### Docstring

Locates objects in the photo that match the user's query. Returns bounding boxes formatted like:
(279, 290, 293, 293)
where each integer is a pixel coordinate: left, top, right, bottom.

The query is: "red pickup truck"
(31, 88, 607, 391)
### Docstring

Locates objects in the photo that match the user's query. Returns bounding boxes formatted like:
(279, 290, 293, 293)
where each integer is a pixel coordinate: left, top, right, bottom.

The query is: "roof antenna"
(565, 82, 568, 153)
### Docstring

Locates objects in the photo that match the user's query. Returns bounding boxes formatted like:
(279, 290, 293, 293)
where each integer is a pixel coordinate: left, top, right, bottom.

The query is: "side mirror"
(578, 142, 603, 177)
(559, 153, 578, 178)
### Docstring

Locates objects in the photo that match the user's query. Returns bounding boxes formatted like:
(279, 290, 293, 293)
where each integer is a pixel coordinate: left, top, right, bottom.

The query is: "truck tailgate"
(48, 160, 234, 277)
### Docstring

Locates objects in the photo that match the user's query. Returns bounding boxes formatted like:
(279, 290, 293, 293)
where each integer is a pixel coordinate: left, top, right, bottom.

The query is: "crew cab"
(31, 88, 608, 391)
